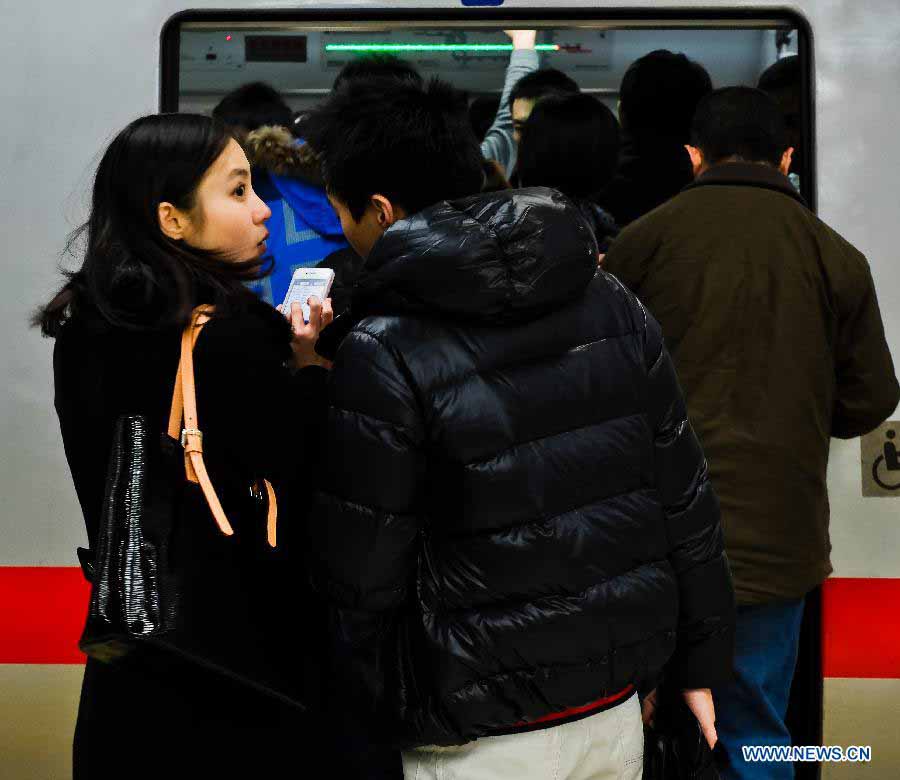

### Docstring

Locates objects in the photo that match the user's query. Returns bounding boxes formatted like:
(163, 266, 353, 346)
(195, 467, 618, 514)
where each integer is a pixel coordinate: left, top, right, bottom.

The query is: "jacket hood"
(354, 187, 599, 326)
(244, 126, 344, 239)
(245, 126, 323, 183)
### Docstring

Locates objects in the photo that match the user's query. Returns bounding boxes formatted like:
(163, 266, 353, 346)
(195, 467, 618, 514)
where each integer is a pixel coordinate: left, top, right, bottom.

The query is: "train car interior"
(160, 9, 821, 778)
(164, 12, 810, 203)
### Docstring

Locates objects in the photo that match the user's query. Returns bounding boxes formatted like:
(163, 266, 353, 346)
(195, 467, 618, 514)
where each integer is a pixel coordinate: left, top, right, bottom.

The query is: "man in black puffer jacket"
(304, 77, 735, 780)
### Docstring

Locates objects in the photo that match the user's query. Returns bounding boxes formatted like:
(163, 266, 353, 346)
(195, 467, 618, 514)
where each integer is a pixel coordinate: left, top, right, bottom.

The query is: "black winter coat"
(597, 135, 695, 227)
(576, 198, 619, 253)
(318, 245, 365, 317)
(54, 297, 329, 777)
(310, 187, 736, 748)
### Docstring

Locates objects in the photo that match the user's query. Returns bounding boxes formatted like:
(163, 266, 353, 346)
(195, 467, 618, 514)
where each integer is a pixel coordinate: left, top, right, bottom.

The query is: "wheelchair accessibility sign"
(862, 421, 900, 496)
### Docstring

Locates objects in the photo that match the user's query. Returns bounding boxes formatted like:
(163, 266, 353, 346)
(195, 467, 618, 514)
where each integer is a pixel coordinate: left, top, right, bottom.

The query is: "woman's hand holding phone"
(285, 295, 333, 370)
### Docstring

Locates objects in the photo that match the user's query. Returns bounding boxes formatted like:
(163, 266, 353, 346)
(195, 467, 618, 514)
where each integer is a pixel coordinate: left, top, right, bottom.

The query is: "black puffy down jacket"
(310, 187, 735, 747)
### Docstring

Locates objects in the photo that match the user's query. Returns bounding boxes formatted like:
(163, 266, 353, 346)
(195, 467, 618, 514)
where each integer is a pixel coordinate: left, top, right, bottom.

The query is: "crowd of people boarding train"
(38, 28, 898, 780)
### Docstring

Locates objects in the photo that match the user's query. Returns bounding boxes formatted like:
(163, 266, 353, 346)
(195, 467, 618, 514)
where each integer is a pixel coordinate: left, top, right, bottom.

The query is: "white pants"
(402, 693, 643, 780)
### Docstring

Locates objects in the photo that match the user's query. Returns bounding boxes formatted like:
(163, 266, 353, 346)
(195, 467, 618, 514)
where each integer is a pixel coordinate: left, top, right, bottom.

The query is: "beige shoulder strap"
(167, 306, 278, 547)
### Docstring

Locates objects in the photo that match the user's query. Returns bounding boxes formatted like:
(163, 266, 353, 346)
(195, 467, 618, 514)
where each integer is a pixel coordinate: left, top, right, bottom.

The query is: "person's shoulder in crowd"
(676, 171, 870, 275)
(194, 295, 293, 367)
(598, 143, 694, 227)
(608, 165, 812, 257)
(53, 296, 293, 408)
(602, 190, 673, 277)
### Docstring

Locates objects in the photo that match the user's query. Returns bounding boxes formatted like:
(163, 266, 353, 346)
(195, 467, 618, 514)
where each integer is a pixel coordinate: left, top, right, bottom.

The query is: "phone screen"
(282, 274, 333, 322)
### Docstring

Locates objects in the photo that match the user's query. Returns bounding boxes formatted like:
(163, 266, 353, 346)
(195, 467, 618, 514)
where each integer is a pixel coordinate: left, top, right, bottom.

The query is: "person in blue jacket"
(243, 125, 349, 306)
(213, 82, 351, 307)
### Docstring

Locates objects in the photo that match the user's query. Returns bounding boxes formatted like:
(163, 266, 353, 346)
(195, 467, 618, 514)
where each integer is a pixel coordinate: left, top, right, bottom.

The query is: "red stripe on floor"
(822, 577, 900, 679)
(0, 568, 88, 664)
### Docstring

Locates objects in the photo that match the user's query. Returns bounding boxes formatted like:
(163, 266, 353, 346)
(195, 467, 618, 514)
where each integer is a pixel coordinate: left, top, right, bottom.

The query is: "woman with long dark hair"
(37, 114, 332, 777)
(517, 93, 622, 253)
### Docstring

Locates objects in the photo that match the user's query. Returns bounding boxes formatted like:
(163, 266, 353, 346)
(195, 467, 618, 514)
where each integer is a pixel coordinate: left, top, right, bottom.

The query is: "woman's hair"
(517, 93, 621, 200)
(36, 113, 269, 336)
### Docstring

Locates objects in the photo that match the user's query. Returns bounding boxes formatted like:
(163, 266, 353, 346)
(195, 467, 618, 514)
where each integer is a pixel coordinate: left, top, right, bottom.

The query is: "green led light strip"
(325, 43, 560, 52)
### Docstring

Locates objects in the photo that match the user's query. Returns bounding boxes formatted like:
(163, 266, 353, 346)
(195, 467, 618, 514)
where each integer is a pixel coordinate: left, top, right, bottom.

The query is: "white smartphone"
(280, 267, 335, 323)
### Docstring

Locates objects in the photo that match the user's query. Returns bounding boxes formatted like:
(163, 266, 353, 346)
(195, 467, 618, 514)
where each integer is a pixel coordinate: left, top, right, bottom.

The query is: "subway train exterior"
(2, 0, 898, 777)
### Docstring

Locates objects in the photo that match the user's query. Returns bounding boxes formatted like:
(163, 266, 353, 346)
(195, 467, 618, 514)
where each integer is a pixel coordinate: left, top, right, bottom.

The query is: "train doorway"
(161, 7, 819, 777)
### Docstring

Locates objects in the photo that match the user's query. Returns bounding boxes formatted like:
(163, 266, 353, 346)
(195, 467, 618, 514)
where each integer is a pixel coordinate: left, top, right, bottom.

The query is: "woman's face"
(183, 139, 272, 260)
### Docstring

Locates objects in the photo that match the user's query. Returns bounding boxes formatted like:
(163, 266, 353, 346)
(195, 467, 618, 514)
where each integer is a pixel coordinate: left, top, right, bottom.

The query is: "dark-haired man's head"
(687, 86, 793, 177)
(508, 69, 580, 143)
(303, 77, 484, 258)
(758, 54, 800, 95)
(619, 50, 712, 145)
(518, 93, 620, 200)
(758, 55, 803, 178)
(212, 82, 293, 141)
(332, 54, 423, 91)
(293, 57, 423, 138)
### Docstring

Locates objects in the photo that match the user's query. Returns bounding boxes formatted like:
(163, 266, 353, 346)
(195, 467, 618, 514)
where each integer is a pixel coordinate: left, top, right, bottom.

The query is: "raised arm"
(480, 30, 539, 175)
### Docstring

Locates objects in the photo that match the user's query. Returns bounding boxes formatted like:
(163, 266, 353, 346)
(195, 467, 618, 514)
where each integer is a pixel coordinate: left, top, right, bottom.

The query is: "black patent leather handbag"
(78, 411, 183, 661)
(643, 685, 719, 780)
(78, 308, 315, 710)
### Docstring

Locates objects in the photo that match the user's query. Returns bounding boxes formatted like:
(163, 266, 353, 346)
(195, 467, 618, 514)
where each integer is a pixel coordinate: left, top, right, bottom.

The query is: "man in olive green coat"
(604, 86, 899, 780)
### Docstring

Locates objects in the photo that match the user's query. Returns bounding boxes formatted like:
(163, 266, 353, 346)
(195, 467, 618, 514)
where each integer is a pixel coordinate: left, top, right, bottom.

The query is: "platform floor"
(1, 667, 897, 778)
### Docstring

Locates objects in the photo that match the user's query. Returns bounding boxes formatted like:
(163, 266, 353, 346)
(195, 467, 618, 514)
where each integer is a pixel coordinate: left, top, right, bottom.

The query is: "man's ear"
(779, 147, 795, 177)
(158, 202, 190, 241)
(685, 145, 705, 178)
(371, 194, 404, 230)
